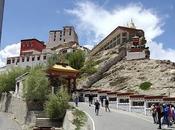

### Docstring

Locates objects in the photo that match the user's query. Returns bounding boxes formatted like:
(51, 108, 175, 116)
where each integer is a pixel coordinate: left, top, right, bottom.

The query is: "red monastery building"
(20, 39, 46, 56)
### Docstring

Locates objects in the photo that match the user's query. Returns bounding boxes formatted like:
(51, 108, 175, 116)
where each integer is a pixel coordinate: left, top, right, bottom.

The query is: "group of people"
(151, 103, 175, 129)
(89, 94, 110, 116)
(73, 92, 110, 116)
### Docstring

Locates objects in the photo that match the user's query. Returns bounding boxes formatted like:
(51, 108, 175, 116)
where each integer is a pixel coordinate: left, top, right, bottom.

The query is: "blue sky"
(0, 0, 175, 66)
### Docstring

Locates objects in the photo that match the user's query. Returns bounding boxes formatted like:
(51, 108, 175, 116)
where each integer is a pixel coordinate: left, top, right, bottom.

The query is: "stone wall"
(0, 93, 36, 126)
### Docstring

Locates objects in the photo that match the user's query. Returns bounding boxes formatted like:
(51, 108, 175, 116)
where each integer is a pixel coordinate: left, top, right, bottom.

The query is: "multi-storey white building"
(6, 53, 51, 68)
(6, 38, 50, 68)
(47, 26, 78, 49)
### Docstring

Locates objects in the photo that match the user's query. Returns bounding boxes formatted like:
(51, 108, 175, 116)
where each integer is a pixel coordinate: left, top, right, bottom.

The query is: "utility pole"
(0, 0, 5, 48)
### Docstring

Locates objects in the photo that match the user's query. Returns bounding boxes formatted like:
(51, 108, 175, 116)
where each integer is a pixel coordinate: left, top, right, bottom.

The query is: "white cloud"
(66, 1, 175, 62)
(0, 43, 20, 67)
(84, 44, 94, 50)
(148, 41, 175, 61)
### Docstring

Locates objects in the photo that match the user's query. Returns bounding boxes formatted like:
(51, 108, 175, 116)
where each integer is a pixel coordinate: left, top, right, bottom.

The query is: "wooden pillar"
(68, 78, 71, 94)
(73, 78, 76, 92)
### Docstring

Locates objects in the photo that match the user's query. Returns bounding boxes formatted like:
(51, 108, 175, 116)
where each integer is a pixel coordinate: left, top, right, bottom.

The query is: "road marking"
(83, 110, 96, 130)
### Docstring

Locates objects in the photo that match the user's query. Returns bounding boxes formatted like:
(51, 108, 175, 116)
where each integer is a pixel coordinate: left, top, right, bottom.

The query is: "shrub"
(139, 82, 152, 90)
(73, 109, 87, 130)
(80, 60, 97, 75)
(45, 88, 70, 119)
(23, 68, 49, 101)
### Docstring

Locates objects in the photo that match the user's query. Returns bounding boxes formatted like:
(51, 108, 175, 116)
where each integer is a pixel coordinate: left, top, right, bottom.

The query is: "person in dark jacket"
(156, 103, 163, 129)
(100, 97, 104, 107)
(105, 99, 110, 112)
(94, 100, 100, 116)
(89, 94, 93, 106)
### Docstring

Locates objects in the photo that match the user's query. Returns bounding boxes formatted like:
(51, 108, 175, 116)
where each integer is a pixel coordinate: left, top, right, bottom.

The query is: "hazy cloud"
(0, 43, 20, 67)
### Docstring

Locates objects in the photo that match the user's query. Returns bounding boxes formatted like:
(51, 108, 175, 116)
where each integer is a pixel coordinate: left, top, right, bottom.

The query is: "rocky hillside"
(78, 45, 175, 96)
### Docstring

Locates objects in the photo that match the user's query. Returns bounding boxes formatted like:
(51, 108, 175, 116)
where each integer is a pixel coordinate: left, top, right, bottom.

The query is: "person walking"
(73, 92, 79, 107)
(94, 100, 100, 116)
(156, 103, 163, 129)
(75, 95, 79, 107)
(100, 97, 104, 107)
(89, 94, 93, 106)
(162, 104, 170, 127)
(151, 104, 157, 124)
(105, 98, 110, 112)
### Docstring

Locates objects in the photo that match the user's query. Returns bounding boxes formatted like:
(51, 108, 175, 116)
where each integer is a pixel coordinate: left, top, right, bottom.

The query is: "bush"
(73, 109, 87, 130)
(139, 82, 152, 90)
(23, 68, 49, 101)
(45, 89, 70, 119)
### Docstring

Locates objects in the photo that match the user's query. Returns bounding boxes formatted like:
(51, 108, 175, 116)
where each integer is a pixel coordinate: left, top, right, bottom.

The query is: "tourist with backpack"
(94, 100, 100, 116)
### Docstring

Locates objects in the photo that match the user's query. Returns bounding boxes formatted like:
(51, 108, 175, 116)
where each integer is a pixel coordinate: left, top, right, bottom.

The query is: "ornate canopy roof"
(46, 63, 79, 78)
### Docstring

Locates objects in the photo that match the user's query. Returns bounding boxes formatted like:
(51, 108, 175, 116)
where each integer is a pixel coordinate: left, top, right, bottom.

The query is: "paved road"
(77, 103, 175, 130)
(0, 112, 22, 130)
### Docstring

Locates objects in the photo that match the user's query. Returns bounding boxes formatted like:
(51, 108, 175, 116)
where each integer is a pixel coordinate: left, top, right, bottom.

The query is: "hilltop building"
(46, 26, 78, 49)
(44, 26, 88, 54)
(90, 22, 150, 60)
(5, 26, 89, 69)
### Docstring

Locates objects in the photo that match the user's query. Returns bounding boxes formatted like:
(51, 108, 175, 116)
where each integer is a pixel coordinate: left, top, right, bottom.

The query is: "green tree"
(47, 53, 66, 68)
(45, 88, 70, 119)
(0, 67, 26, 93)
(66, 50, 85, 70)
(23, 68, 49, 101)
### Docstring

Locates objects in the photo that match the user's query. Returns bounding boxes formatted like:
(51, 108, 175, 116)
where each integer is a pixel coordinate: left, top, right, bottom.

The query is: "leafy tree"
(23, 68, 49, 101)
(47, 53, 66, 68)
(66, 50, 85, 70)
(45, 88, 70, 119)
(0, 67, 26, 93)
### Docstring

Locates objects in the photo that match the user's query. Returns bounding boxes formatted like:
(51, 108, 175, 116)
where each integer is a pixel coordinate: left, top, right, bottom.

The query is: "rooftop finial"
(129, 18, 136, 29)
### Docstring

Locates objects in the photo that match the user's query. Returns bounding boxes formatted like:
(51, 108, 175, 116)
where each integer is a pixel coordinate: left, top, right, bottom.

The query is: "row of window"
(102, 32, 138, 51)
(7, 55, 47, 64)
(22, 43, 33, 48)
(53, 32, 66, 42)
(132, 101, 144, 106)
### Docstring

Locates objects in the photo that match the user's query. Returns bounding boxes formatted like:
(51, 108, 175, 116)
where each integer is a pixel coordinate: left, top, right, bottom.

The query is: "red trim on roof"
(144, 96, 166, 99)
(107, 92, 118, 95)
(130, 95, 145, 98)
(163, 97, 175, 101)
(117, 93, 134, 96)
(98, 90, 111, 93)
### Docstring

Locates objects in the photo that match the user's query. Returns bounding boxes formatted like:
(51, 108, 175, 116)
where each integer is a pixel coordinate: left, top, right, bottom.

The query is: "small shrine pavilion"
(46, 63, 79, 93)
